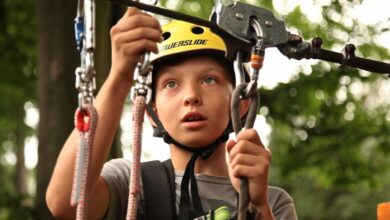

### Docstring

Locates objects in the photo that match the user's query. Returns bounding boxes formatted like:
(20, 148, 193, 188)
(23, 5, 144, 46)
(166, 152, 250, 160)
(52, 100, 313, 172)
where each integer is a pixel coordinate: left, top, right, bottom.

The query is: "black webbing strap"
(178, 152, 204, 220)
(141, 159, 176, 220)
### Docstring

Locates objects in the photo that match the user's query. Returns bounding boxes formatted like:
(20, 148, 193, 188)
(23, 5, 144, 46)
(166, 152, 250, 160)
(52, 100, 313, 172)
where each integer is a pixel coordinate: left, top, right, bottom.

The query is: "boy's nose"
(184, 96, 201, 106)
(183, 86, 202, 106)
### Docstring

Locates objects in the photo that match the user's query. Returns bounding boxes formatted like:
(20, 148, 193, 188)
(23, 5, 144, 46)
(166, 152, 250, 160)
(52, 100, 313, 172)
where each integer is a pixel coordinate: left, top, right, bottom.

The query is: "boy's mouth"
(182, 112, 206, 122)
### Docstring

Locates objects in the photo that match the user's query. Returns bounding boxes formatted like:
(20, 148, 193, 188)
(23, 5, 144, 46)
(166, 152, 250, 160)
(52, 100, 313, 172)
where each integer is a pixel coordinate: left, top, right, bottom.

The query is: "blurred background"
(1, 0, 390, 219)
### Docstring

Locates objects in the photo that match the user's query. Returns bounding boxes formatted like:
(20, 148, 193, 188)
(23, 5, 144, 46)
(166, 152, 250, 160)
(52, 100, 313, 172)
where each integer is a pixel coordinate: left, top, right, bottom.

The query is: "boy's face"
(152, 56, 233, 148)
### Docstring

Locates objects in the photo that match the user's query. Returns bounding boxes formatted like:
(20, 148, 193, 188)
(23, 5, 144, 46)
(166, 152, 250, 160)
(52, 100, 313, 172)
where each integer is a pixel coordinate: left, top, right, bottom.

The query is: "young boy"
(46, 8, 297, 220)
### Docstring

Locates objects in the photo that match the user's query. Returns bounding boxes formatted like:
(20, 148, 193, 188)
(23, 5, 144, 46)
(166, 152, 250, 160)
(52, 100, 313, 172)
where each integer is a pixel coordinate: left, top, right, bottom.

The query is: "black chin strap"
(146, 105, 231, 219)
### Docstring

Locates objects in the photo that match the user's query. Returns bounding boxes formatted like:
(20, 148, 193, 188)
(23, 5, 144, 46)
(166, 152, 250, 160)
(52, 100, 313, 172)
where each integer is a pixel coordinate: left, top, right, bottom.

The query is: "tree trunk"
(35, 0, 78, 219)
(14, 129, 27, 198)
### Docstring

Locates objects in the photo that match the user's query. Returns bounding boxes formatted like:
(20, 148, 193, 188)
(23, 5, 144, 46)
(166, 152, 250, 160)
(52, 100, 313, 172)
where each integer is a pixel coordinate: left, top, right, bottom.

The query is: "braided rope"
(71, 105, 98, 220)
(126, 95, 146, 220)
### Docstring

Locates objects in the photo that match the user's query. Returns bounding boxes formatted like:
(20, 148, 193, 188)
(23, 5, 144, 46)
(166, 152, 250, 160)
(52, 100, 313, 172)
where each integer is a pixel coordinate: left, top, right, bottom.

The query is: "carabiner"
(131, 52, 153, 103)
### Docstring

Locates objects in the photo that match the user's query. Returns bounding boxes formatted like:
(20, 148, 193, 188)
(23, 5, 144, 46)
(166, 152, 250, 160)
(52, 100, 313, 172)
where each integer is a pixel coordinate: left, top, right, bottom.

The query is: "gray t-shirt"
(101, 158, 297, 220)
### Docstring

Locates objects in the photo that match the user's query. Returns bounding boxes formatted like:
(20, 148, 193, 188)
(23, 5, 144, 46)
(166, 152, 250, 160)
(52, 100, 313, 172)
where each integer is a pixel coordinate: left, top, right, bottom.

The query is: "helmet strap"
(146, 104, 231, 218)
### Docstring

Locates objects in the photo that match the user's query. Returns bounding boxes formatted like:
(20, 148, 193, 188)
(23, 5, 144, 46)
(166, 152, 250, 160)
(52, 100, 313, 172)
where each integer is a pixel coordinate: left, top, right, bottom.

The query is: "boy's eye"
(203, 76, 217, 85)
(164, 80, 178, 89)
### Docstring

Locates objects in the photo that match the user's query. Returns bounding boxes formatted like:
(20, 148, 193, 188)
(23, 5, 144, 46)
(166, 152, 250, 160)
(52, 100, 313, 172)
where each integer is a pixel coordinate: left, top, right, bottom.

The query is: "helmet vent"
(191, 26, 204, 35)
(162, 32, 171, 41)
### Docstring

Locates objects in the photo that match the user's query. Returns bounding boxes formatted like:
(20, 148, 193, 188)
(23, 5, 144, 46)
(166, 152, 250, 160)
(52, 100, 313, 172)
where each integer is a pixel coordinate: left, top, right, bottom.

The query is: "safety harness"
(141, 159, 258, 220)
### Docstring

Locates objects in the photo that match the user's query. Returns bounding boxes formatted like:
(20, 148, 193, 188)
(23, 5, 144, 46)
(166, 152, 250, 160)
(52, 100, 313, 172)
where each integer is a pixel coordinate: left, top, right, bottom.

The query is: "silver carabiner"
(74, 0, 96, 108)
(130, 52, 153, 103)
(129, 0, 158, 104)
(243, 18, 265, 98)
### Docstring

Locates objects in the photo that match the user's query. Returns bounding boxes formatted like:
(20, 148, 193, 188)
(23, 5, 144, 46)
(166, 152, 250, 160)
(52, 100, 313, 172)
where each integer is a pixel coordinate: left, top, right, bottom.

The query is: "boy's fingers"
(116, 14, 161, 32)
(228, 140, 259, 158)
(230, 154, 258, 168)
(124, 7, 153, 17)
(124, 7, 141, 17)
(113, 27, 162, 45)
(225, 139, 236, 154)
(122, 39, 159, 56)
(231, 164, 261, 179)
(236, 129, 264, 147)
(228, 139, 271, 163)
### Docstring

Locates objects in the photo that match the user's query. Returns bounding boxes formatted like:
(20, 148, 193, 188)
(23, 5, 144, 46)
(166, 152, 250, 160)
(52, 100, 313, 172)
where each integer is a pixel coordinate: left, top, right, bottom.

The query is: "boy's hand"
(110, 7, 162, 82)
(226, 129, 272, 215)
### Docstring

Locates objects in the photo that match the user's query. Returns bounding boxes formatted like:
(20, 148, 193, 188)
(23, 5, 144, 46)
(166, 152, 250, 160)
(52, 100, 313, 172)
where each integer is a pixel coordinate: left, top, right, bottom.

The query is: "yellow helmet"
(151, 20, 227, 63)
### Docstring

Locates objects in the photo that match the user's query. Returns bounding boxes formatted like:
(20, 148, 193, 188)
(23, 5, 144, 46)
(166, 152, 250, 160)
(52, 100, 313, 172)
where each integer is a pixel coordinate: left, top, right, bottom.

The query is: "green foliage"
(259, 1, 390, 219)
(159, 0, 214, 20)
(0, 190, 34, 220)
(0, 0, 36, 140)
(0, 0, 36, 218)
(265, 68, 390, 185)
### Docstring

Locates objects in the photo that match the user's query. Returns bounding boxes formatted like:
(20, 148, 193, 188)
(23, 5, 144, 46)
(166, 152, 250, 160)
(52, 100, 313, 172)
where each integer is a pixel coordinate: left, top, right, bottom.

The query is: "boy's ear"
(146, 103, 158, 128)
(239, 98, 251, 118)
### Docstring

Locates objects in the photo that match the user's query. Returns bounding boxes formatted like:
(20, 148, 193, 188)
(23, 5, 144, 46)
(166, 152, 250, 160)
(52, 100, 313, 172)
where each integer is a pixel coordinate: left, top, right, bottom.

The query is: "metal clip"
(244, 18, 265, 98)
(130, 52, 153, 103)
(74, 16, 84, 51)
(75, 50, 96, 108)
(74, 0, 96, 109)
(234, 51, 246, 88)
(233, 18, 265, 99)
(74, 0, 85, 51)
(75, 66, 96, 108)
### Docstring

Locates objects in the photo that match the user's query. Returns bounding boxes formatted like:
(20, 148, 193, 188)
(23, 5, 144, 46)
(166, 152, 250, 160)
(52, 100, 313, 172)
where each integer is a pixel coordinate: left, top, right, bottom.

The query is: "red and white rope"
(71, 105, 98, 220)
(126, 95, 146, 220)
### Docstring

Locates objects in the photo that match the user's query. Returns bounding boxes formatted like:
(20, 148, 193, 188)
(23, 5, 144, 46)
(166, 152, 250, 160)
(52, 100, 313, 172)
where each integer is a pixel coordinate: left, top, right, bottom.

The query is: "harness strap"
(141, 159, 176, 220)
(145, 104, 231, 219)
(178, 152, 203, 220)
